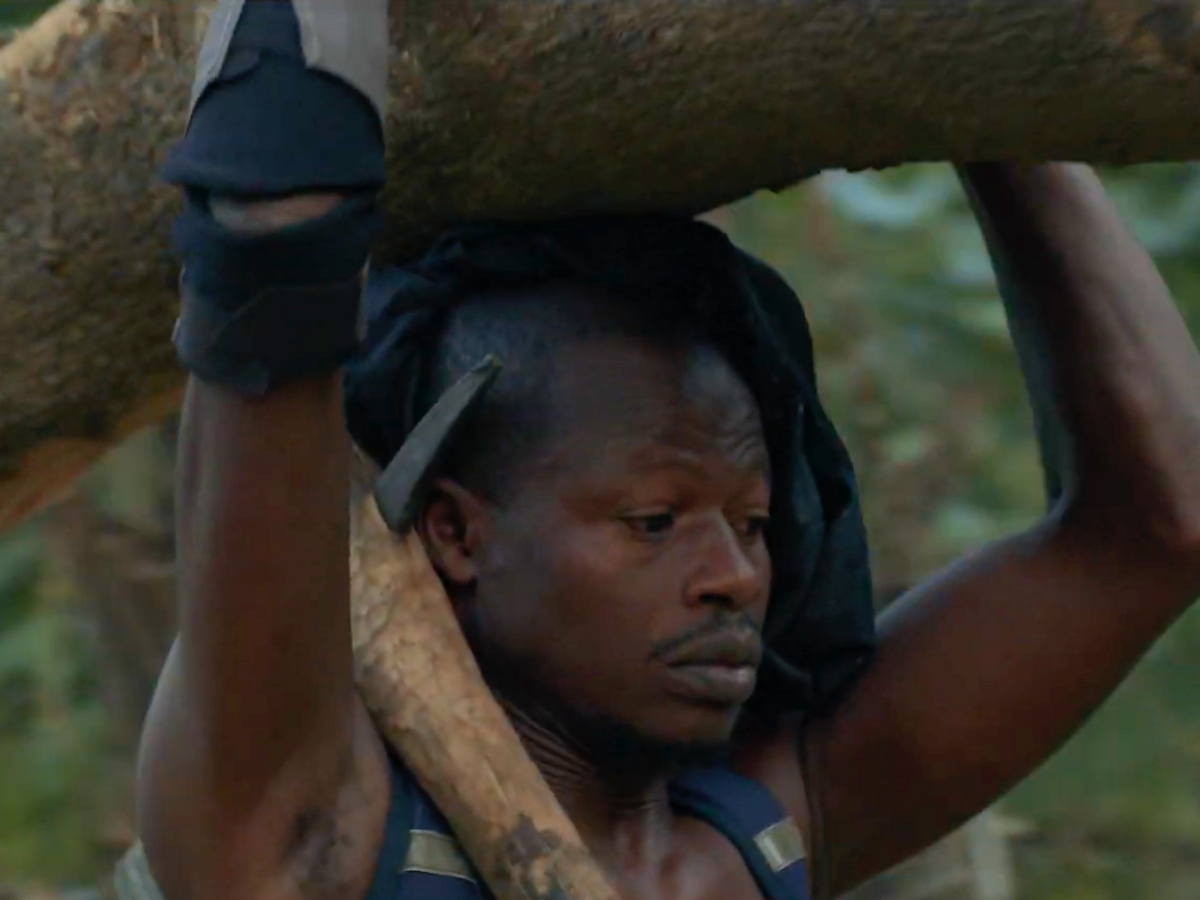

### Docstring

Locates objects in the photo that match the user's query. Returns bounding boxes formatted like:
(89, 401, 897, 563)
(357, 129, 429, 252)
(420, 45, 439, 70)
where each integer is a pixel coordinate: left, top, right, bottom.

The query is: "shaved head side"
(420, 281, 725, 503)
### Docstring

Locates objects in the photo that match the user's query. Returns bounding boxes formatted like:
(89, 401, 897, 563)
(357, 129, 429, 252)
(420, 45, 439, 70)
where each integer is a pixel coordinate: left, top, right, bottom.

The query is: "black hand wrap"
(161, 0, 385, 394)
(173, 194, 382, 395)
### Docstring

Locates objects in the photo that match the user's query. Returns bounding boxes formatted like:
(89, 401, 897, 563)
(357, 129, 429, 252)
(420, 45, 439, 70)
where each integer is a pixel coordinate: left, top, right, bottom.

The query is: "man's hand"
(797, 163, 1200, 895)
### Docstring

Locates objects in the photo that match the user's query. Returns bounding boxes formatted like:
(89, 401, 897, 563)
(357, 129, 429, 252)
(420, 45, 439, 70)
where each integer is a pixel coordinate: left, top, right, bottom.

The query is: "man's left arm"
(804, 163, 1200, 895)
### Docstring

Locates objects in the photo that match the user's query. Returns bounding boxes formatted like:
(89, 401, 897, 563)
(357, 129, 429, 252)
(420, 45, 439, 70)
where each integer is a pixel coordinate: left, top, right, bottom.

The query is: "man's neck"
(501, 699, 678, 884)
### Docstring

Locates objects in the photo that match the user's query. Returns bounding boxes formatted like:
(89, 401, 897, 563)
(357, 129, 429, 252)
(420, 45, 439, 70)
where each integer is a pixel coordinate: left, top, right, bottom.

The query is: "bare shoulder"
(730, 714, 813, 844)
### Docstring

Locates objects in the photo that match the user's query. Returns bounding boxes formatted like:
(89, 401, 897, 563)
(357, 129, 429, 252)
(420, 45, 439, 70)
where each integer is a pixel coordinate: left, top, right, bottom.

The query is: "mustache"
(647, 612, 761, 661)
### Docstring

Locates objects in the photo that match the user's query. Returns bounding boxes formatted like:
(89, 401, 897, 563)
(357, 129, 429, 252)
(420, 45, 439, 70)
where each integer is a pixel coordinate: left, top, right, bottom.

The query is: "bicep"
(806, 512, 1193, 894)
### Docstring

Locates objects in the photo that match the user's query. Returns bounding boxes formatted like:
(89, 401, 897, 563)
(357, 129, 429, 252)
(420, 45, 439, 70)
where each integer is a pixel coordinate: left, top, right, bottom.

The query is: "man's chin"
(586, 715, 733, 773)
(562, 701, 739, 774)
(506, 687, 735, 774)
(471, 643, 736, 773)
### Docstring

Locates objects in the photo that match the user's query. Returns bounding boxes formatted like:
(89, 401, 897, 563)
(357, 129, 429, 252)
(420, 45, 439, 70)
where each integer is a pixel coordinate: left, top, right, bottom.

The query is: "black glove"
(160, 0, 388, 395)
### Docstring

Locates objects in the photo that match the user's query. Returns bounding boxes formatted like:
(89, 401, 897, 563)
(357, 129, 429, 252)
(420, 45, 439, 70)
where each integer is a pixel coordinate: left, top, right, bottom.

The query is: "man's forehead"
(543, 336, 769, 477)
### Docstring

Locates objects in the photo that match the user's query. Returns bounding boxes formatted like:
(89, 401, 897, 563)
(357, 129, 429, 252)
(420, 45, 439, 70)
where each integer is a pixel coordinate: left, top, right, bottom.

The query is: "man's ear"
(417, 477, 491, 592)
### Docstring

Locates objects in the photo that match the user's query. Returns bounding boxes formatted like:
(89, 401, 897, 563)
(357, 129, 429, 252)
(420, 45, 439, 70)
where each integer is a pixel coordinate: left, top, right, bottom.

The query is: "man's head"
(414, 282, 773, 768)
(344, 216, 876, 743)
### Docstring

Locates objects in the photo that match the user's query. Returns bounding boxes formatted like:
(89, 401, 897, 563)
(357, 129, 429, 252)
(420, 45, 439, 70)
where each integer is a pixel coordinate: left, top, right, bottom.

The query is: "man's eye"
(741, 515, 770, 539)
(624, 512, 675, 537)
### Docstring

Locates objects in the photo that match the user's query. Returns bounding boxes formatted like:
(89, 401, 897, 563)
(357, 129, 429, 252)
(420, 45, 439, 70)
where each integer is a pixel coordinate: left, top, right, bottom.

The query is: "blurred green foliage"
(0, 1, 50, 29)
(0, 525, 108, 885)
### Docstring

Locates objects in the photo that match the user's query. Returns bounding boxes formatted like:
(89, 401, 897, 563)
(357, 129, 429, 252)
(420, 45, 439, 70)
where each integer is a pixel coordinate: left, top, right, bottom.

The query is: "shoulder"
(671, 748, 814, 900)
(730, 713, 813, 855)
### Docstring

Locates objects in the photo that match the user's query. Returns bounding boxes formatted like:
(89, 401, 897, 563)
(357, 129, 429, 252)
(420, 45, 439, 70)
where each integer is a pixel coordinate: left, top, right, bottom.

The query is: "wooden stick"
(348, 450, 621, 900)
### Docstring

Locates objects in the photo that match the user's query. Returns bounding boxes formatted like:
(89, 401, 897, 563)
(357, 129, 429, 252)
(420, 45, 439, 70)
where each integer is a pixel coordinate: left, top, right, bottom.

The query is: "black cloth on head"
(343, 215, 875, 717)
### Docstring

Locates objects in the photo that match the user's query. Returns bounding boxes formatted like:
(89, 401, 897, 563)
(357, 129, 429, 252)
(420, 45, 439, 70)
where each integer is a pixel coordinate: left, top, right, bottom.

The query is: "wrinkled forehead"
(544, 335, 770, 480)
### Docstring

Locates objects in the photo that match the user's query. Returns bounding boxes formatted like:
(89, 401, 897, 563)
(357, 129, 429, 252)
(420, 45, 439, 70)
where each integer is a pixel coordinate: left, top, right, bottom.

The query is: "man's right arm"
(138, 360, 389, 900)
(132, 0, 394, 895)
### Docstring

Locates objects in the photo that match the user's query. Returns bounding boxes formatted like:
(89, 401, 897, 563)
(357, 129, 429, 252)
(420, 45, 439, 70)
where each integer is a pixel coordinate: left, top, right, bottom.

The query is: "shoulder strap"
(670, 767, 811, 900)
(363, 752, 419, 900)
(393, 788, 485, 899)
(369, 753, 486, 900)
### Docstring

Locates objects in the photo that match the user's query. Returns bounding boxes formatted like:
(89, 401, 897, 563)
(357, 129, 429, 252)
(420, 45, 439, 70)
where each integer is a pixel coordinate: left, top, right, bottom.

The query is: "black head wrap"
(344, 215, 875, 717)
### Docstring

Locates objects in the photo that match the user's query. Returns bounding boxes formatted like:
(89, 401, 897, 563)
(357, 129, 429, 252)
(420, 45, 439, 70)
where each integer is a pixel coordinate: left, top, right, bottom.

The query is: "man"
(128, 1, 1200, 900)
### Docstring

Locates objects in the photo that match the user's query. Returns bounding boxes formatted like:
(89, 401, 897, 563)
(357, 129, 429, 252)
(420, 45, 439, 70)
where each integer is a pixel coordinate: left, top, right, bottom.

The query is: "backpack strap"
(362, 753, 485, 900)
(363, 752, 419, 900)
(393, 788, 485, 899)
(669, 767, 811, 900)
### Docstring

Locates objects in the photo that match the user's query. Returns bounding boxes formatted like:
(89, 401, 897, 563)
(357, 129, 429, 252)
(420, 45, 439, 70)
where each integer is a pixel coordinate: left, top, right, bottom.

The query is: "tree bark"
(3, 0, 1200, 531)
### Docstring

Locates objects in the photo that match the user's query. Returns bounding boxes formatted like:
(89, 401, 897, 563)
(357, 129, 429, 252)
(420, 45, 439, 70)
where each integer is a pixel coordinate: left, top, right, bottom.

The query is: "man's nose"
(684, 517, 766, 611)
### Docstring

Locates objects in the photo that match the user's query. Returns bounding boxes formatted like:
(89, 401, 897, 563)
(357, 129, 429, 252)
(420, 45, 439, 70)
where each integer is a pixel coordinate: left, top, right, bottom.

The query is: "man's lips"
(660, 628, 763, 706)
(659, 628, 763, 669)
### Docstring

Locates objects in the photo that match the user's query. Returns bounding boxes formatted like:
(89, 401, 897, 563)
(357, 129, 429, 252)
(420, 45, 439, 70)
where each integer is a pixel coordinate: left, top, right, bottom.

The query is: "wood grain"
(2, 0, 1199, 533)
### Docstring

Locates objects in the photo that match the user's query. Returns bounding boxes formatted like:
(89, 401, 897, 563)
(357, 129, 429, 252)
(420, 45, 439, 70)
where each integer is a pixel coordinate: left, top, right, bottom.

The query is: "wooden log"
(3, 0, 1200, 531)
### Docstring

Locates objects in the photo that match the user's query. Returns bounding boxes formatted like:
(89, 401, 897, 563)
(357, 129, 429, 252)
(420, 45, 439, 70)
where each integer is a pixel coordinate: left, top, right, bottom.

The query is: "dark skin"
(425, 336, 776, 899)
(138, 162, 1200, 900)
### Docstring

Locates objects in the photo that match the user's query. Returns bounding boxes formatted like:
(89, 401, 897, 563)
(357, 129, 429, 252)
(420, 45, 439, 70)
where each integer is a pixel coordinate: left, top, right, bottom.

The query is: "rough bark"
(3, 0, 1200, 531)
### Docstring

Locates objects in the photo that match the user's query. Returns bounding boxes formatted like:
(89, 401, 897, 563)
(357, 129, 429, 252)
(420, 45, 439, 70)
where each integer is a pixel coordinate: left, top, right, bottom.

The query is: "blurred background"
(3, 3, 1200, 900)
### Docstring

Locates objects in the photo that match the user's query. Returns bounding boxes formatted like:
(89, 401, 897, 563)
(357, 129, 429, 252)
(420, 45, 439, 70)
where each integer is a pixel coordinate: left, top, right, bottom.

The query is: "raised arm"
(807, 163, 1200, 895)
(135, 4, 391, 900)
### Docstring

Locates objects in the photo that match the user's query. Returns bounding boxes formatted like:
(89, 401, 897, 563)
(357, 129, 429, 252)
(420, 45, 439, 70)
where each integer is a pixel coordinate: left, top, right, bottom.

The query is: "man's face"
(448, 335, 773, 760)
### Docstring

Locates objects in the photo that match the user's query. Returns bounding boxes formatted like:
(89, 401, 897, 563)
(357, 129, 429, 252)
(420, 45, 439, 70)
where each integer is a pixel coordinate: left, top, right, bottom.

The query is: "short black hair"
(419, 279, 713, 502)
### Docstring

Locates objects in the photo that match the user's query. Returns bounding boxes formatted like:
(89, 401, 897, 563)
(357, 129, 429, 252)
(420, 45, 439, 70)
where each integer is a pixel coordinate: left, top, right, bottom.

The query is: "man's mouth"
(660, 628, 762, 706)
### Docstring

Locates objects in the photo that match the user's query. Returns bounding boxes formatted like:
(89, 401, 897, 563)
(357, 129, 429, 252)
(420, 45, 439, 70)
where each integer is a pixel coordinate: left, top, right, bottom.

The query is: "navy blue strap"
(670, 768, 811, 900)
(363, 755, 418, 900)
(394, 795, 484, 900)
(368, 757, 806, 900)
(365, 754, 486, 900)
